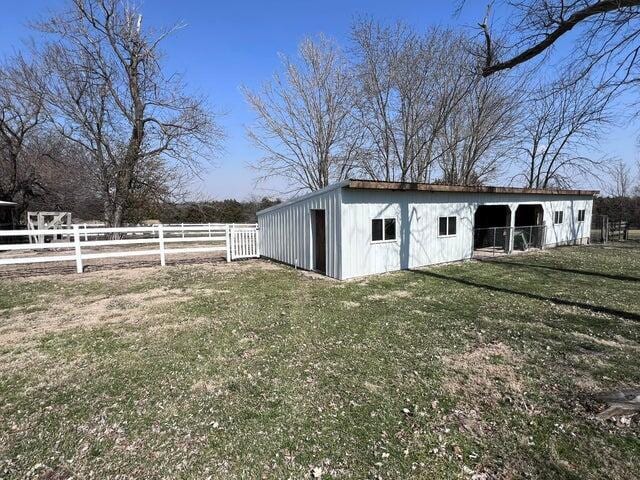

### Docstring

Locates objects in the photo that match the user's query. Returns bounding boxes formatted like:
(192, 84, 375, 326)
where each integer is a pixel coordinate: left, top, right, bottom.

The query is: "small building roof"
(347, 179, 599, 196)
(0, 200, 17, 207)
(257, 179, 598, 216)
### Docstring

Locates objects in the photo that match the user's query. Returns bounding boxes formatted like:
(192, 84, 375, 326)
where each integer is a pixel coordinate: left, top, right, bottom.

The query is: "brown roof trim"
(347, 179, 599, 196)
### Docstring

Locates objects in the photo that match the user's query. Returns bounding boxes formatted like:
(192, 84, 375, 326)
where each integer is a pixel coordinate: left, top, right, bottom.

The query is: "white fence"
(0, 223, 259, 273)
(230, 227, 260, 260)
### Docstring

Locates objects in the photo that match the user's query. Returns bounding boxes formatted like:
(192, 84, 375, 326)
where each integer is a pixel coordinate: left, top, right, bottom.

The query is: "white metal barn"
(257, 180, 597, 280)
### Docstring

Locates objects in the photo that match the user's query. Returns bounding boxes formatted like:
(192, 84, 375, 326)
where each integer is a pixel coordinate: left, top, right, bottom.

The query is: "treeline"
(156, 198, 281, 224)
(594, 197, 640, 227)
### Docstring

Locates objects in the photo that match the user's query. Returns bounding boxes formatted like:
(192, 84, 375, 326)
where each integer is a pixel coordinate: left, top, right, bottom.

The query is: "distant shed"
(257, 180, 597, 280)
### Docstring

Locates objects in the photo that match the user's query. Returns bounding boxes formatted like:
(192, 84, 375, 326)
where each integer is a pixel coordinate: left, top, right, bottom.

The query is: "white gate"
(230, 226, 260, 260)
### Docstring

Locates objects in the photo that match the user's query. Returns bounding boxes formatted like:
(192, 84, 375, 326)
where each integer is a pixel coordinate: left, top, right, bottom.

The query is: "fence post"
(226, 224, 231, 262)
(158, 224, 166, 267)
(255, 227, 261, 258)
(73, 225, 83, 274)
(492, 227, 496, 256)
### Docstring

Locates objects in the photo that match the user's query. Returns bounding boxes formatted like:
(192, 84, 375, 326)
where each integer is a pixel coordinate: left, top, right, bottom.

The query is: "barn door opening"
(311, 209, 326, 274)
(513, 204, 545, 250)
(473, 205, 512, 256)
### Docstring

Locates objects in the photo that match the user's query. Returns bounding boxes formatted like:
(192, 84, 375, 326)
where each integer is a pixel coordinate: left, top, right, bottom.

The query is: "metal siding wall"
(257, 188, 342, 279)
(540, 196, 592, 246)
(340, 190, 473, 279)
(340, 189, 594, 279)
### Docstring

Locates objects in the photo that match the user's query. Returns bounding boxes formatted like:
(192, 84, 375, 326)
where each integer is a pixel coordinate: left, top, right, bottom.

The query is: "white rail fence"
(0, 223, 259, 273)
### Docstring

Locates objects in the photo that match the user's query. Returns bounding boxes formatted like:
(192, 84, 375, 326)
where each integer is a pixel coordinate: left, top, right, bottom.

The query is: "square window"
(384, 218, 396, 240)
(372, 219, 383, 242)
(439, 216, 457, 236)
(554, 211, 564, 224)
(578, 209, 585, 222)
(371, 218, 396, 242)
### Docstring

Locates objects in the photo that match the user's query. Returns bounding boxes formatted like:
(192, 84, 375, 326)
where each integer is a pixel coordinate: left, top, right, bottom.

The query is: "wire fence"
(590, 215, 632, 243)
(513, 225, 546, 250)
(473, 225, 546, 256)
(474, 227, 512, 254)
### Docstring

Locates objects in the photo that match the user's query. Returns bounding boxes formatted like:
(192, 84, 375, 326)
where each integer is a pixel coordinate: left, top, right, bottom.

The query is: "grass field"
(1, 244, 639, 479)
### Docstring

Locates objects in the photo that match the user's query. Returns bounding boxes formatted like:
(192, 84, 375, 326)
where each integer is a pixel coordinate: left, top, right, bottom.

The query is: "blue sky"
(1, 1, 637, 199)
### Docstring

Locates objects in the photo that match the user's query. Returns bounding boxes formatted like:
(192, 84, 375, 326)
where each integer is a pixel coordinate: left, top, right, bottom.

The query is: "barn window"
(577, 209, 586, 222)
(554, 211, 564, 224)
(438, 216, 457, 236)
(372, 218, 396, 242)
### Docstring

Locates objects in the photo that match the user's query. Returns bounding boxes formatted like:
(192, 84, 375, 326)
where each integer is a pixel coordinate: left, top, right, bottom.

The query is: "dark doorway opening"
(513, 204, 545, 250)
(515, 204, 543, 227)
(311, 209, 326, 274)
(473, 205, 512, 255)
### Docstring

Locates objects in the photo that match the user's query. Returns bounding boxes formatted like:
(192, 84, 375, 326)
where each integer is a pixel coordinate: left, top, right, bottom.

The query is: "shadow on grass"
(481, 258, 640, 283)
(411, 269, 640, 322)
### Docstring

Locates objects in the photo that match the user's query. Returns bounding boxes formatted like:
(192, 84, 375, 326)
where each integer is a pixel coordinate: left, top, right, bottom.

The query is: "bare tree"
(23, 131, 104, 219)
(244, 36, 360, 192)
(35, 0, 223, 227)
(605, 158, 634, 196)
(436, 46, 521, 185)
(515, 77, 610, 188)
(350, 22, 471, 183)
(478, 1, 640, 80)
(0, 56, 47, 215)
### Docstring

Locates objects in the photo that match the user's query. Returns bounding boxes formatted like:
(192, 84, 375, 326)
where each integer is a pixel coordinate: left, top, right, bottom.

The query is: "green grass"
(1, 244, 639, 479)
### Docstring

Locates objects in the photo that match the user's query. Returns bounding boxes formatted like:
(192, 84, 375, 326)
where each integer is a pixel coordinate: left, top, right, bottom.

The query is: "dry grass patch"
(366, 290, 413, 301)
(443, 342, 527, 405)
(0, 287, 193, 347)
(341, 300, 361, 309)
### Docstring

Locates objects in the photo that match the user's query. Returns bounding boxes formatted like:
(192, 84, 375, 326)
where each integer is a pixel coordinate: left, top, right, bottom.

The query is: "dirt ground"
(0, 243, 229, 279)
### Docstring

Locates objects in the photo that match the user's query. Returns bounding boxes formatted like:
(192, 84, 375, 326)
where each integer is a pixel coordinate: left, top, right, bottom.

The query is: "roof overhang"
(347, 179, 599, 196)
(0, 200, 17, 207)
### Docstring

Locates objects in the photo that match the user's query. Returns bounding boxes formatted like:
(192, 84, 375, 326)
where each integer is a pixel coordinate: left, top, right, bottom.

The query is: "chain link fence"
(474, 225, 547, 256)
(474, 227, 512, 255)
(513, 225, 546, 250)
